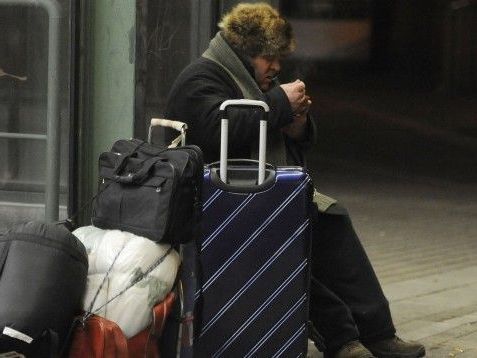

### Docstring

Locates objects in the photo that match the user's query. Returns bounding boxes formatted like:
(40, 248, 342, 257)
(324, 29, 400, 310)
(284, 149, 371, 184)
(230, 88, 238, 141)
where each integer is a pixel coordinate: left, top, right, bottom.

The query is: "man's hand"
(280, 79, 308, 114)
(296, 95, 312, 116)
(280, 79, 312, 140)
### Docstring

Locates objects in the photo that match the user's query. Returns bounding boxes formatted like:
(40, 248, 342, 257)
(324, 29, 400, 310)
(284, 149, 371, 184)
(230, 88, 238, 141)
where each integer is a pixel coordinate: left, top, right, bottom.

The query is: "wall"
(91, 1, 135, 153)
(77, 0, 135, 224)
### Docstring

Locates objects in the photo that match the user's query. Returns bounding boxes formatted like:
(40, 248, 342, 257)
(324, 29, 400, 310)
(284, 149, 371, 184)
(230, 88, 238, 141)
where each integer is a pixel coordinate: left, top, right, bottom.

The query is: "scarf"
(202, 32, 288, 166)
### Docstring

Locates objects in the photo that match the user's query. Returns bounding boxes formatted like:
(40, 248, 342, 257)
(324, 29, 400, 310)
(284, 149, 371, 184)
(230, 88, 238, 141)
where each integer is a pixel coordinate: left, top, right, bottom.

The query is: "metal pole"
(0, 0, 62, 222)
(258, 120, 267, 185)
(220, 118, 228, 184)
(0, 132, 47, 140)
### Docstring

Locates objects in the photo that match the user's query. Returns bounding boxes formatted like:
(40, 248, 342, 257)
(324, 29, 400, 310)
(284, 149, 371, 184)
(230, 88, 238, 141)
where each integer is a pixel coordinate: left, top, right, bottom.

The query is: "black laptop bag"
(92, 139, 203, 244)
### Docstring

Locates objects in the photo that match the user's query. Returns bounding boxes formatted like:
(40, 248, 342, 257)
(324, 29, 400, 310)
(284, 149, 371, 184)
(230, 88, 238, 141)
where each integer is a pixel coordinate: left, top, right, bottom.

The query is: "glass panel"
(0, 1, 72, 230)
(142, 0, 193, 120)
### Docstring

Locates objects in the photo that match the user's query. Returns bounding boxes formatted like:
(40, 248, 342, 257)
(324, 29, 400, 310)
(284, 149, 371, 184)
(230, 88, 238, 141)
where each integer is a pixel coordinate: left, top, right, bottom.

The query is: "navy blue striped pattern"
(196, 168, 312, 357)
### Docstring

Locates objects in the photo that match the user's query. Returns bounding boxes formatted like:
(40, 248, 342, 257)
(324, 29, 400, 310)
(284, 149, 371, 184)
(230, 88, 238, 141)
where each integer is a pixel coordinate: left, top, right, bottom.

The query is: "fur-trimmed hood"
(219, 2, 295, 58)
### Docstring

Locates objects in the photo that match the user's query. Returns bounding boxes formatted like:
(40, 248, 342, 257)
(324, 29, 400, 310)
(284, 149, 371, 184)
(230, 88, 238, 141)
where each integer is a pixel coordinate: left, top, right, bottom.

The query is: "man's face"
(250, 56, 281, 91)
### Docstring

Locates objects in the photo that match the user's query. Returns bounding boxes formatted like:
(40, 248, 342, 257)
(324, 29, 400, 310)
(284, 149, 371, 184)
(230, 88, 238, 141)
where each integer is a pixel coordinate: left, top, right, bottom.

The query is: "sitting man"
(165, 3, 425, 358)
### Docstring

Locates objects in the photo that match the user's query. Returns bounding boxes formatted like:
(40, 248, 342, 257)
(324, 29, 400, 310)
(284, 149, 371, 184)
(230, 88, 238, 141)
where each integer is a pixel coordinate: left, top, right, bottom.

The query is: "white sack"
(73, 225, 180, 338)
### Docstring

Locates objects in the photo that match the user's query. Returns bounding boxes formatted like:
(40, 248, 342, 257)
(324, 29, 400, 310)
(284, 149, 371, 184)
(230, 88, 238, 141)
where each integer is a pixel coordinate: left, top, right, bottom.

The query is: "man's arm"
(166, 61, 294, 157)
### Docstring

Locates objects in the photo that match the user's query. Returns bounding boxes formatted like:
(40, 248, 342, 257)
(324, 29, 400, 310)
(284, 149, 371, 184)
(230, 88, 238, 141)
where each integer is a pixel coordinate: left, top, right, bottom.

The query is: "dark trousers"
(309, 203, 396, 354)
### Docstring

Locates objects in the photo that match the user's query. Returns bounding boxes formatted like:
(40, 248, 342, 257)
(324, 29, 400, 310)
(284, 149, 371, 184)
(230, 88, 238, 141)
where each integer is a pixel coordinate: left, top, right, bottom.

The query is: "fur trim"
(219, 3, 295, 58)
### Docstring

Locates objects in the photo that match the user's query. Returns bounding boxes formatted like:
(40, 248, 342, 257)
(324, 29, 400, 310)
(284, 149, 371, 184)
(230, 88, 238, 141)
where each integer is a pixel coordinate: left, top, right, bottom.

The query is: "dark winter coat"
(164, 57, 315, 167)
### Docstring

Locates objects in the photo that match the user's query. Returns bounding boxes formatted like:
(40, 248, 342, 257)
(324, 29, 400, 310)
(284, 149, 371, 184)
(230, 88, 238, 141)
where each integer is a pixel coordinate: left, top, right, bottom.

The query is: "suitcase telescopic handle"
(219, 99, 270, 185)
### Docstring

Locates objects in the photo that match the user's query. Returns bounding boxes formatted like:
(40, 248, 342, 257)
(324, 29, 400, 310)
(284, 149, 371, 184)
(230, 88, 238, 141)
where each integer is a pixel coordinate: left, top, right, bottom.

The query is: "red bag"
(68, 315, 128, 358)
(128, 291, 176, 358)
(68, 291, 176, 358)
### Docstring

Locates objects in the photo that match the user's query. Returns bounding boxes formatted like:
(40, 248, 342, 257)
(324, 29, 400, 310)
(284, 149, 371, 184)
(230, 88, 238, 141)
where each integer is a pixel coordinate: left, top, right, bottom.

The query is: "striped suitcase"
(195, 100, 313, 357)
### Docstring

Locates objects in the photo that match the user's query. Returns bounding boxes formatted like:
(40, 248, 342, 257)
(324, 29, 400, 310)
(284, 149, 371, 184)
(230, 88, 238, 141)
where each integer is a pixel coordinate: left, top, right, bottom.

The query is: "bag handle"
(112, 140, 146, 176)
(149, 118, 188, 148)
(113, 156, 166, 184)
